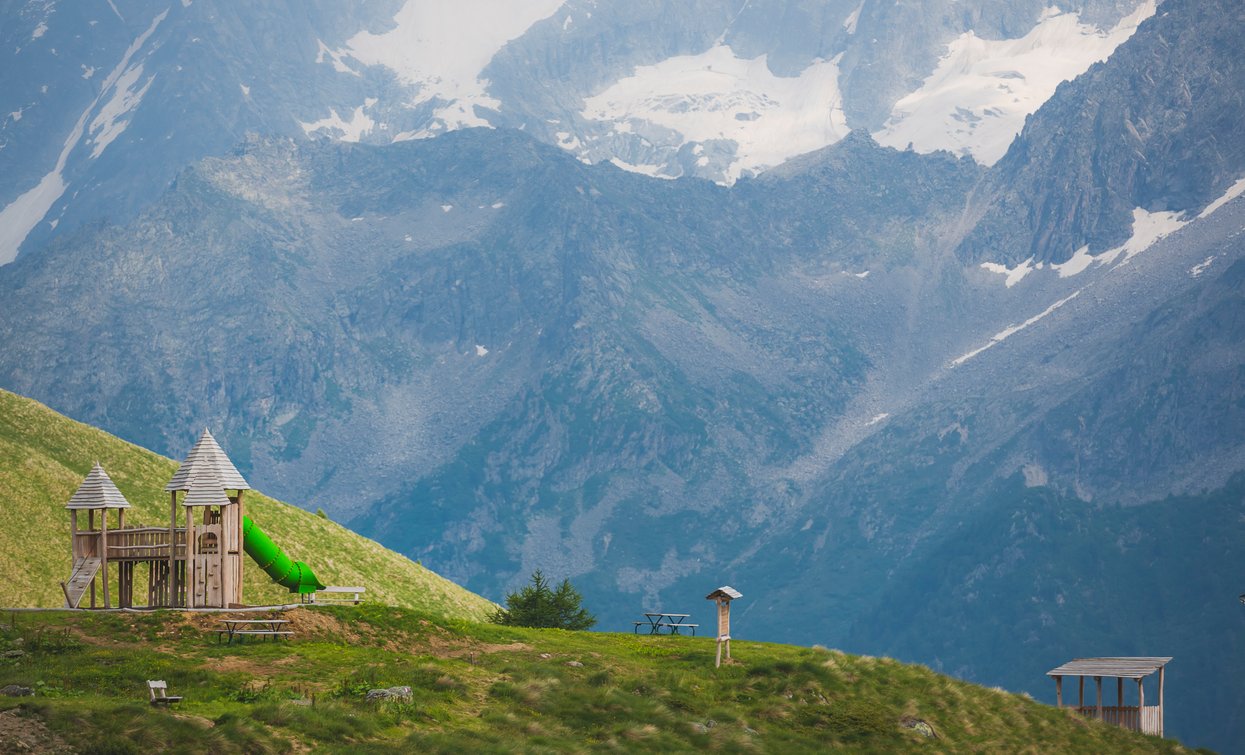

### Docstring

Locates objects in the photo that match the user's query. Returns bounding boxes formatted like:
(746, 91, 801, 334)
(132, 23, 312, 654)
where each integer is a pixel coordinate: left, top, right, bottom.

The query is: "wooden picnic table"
(633, 612, 698, 635)
(217, 618, 292, 644)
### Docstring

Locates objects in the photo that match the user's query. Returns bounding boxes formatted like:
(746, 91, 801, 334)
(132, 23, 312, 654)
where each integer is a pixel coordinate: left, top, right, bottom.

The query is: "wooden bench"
(306, 586, 366, 605)
(148, 680, 182, 706)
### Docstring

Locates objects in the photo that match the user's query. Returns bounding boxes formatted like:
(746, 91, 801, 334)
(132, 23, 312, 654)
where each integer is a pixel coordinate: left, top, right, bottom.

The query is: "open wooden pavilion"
(1046, 657, 1171, 736)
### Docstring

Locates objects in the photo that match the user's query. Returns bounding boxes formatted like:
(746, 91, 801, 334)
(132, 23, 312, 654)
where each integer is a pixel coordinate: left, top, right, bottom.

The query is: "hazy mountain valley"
(1, 0, 1243, 749)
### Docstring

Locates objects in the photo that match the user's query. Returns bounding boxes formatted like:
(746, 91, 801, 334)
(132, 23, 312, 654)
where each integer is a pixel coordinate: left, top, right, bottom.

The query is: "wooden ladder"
(60, 557, 101, 608)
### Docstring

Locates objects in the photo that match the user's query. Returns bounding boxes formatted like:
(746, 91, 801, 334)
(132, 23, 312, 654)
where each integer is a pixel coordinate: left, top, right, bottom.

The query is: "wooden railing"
(1073, 705, 1161, 735)
(104, 527, 186, 560)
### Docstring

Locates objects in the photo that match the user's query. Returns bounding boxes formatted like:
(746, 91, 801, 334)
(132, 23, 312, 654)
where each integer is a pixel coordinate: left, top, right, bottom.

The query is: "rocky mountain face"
(2, 0, 1244, 750)
(957, 0, 1245, 265)
(1, 0, 1152, 264)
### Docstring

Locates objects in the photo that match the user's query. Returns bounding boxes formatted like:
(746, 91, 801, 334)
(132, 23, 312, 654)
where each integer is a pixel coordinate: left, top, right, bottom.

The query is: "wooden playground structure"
(62, 429, 322, 610)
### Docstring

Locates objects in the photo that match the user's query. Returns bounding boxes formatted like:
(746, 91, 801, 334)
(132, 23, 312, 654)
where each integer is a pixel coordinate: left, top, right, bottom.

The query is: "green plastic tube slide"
(242, 515, 326, 594)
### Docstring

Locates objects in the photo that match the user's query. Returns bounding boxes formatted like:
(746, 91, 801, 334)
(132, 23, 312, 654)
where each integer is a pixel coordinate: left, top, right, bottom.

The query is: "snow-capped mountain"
(3, 0, 1245, 749)
(1, 0, 1155, 265)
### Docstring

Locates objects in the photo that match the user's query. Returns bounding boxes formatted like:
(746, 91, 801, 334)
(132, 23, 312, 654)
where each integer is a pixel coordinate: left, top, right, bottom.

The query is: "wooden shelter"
(706, 586, 742, 668)
(1046, 657, 1171, 736)
(60, 430, 251, 609)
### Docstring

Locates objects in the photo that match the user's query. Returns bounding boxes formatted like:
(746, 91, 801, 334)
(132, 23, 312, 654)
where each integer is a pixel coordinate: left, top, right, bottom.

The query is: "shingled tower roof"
(164, 428, 250, 492)
(65, 462, 132, 509)
(181, 466, 233, 508)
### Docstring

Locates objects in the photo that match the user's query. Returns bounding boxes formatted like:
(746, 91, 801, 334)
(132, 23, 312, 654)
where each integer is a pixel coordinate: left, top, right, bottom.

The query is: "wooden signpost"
(705, 586, 742, 668)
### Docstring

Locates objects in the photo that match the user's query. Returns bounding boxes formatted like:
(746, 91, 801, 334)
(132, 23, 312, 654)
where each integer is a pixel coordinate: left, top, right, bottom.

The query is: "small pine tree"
(490, 570, 597, 630)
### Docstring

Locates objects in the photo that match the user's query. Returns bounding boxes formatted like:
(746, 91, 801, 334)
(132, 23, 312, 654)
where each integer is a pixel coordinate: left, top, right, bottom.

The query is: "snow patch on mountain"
(1000, 199, 1212, 284)
(874, 2, 1155, 165)
(0, 9, 167, 265)
(88, 62, 155, 159)
(951, 290, 1081, 366)
(1108, 208, 1186, 265)
(842, 3, 862, 35)
(1052, 246, 1095, 277)
(315, 40, 358, 76)
(1198, 177, 1245, 219)
(335, 0, 565, 129)
(1189, 256, 1215, 278)
(580, 45, 848, 183)
(981, 257, 1039, 287)
(298, 105, 375, 142)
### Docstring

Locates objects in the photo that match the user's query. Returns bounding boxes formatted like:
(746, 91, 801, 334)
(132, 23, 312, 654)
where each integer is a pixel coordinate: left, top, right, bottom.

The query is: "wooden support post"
(186, 507, 196, 609)
(236, 490, 245, 607)
(1137, 678, 1145, 733)
(1078, 676, 1084, 709)
(100, 508, 110, 608)
(1055, 676, 1063, 708)
(1157, 666, 1164, 737)
(1095, 676, 1102, 720)
(1117, 677, 1123, 711)
(169, 492, 178, 607)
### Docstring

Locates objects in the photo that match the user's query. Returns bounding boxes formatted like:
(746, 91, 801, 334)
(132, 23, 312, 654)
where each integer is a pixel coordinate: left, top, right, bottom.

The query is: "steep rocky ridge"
(957, 0, 1245, 265)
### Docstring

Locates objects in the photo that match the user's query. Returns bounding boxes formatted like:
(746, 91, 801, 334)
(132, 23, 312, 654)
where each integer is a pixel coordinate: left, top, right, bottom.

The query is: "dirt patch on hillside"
(282, 609, 362, 642)
(0, 708, 74, 754)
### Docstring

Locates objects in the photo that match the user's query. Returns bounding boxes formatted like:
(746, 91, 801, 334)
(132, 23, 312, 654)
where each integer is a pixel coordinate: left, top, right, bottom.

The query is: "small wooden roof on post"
(705, 586, 742, 602)
(65, 463, 132, 509)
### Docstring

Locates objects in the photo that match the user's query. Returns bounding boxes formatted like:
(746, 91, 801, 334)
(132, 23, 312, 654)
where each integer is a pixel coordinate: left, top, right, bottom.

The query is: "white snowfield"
(580, 45, 849, 183)
(875, 2, 1155, 166)
(331, 0, 566, 131)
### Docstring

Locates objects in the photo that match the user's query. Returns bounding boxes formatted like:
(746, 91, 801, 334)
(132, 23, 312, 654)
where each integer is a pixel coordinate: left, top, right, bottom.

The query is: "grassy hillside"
(0, 605, 1198, 754)
(0, 389, 495, 620)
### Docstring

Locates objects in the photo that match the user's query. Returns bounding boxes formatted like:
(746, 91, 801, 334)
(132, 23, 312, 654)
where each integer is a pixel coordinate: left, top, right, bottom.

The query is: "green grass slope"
(0, 606, 1197, 754)
(0, 389, 495, 620)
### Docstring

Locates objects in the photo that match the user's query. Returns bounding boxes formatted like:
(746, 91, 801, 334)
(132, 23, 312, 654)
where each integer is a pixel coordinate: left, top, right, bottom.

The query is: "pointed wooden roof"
(181, 466, 232, 508)
(164, 429, 250, 492)
(65, 462, 132, 509)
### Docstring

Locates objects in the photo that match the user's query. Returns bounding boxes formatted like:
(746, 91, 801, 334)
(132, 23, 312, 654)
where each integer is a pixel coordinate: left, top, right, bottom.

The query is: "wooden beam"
(186, 506, 196, 609)
(1157, 666, 1164, 737)
(1078, 676, 1084, 709)
(236, 490, 245, 606)
(1055, 676, 1063, 708)
(1095, 676, 1103, 719)
(1118, 677, 1124, 713)
(168, 492, 177, 607)
(100, 507, 110, 608)
(1137, 678, 1145, 733)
